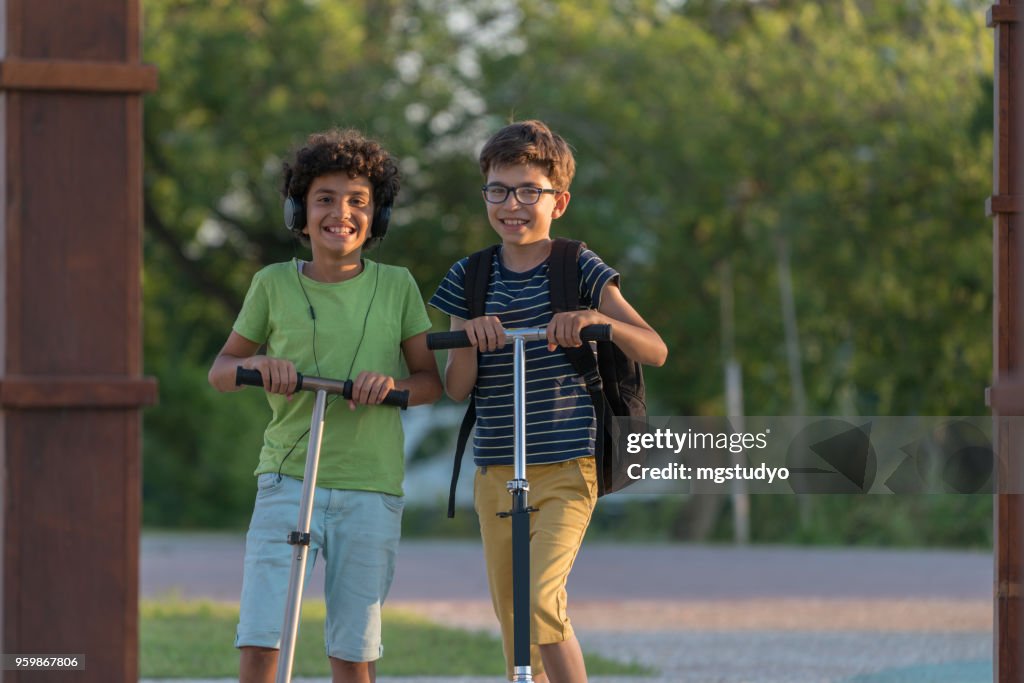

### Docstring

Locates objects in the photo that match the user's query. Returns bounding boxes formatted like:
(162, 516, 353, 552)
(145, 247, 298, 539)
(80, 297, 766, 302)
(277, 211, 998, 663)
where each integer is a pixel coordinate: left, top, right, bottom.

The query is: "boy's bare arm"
(208, 331, 299, 395)
(443, 317, 477, 402)
(442, 315, 507, 401)
(547, 283, 667, 367)
(395, 331, 443, 407)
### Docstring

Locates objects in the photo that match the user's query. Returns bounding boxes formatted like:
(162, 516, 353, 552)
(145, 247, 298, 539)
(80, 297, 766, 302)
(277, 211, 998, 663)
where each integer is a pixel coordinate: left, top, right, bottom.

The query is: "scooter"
(235, 367, 409, 683)
(426, 324, 611, 683)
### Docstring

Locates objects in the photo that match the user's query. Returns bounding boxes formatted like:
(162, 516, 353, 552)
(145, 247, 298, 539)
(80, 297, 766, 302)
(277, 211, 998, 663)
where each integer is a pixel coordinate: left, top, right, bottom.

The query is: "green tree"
(141, 0, 995, 538)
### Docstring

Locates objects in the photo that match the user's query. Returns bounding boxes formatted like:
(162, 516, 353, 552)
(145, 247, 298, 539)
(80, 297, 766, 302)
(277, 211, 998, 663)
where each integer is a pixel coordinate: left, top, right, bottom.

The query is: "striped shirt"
(429, 246, 619, 466)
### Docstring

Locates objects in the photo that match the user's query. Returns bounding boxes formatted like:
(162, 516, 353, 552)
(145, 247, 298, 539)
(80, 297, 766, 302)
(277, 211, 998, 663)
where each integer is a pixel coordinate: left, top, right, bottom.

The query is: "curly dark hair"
(281, 128, 401, 248)
(479, 120, 576, 191)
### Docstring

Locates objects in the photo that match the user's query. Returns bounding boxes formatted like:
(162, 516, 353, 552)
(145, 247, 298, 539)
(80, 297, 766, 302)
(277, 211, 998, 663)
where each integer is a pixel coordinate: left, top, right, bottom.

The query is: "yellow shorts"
(474, 456, 598, 680)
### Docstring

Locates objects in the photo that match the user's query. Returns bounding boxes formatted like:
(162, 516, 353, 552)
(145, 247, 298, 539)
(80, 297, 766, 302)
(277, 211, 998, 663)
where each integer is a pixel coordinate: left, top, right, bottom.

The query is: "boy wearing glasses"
(429, 120, 667, 683)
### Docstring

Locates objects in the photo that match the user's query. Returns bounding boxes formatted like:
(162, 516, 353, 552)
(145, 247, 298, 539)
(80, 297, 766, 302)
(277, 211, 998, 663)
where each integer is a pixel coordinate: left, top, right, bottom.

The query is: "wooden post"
(987, 2, 1023, 682)
(0, 2, 157, 681)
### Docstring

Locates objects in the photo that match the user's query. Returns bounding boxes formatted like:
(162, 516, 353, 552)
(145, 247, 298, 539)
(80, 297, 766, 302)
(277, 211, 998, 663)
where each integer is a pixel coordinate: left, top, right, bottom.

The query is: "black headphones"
(283, 192, 392, 243)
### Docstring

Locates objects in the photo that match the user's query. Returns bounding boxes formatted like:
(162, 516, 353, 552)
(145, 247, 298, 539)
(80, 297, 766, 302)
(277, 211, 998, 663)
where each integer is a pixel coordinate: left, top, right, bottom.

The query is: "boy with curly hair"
(209, 128, 442, 683)
(430, 120, 667, 682)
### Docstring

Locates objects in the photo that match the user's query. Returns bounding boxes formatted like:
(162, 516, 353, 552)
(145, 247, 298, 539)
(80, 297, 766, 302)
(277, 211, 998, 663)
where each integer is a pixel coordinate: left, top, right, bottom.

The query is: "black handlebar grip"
(234, 367, 306, 391)
(340, 380, 410, 409)
(580, 324, 613, 342)
(427, 330, 473, 350)
(386, 389, 411, 409)
(235, 367, 264, 387)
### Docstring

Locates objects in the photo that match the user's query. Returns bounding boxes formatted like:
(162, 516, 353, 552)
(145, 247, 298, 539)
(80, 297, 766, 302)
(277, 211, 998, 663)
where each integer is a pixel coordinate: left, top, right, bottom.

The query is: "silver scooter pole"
(276, 387, 326, 683)
(235, 368, 409, 683)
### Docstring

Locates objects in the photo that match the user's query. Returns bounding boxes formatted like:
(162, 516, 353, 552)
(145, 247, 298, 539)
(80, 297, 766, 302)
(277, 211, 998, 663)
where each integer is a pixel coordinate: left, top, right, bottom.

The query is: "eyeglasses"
(481, 184, 561, 205)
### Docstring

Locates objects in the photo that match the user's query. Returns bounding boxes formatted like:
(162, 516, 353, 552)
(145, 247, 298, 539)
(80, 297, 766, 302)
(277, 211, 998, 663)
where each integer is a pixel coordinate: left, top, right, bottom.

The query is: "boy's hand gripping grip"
(426, 324, 613, 350)
(234, 367, 410, 409)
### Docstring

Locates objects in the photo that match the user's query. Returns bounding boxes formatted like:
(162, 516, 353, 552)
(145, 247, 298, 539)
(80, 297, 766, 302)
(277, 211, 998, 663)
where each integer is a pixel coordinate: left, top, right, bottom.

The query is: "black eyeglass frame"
(480, 184, 562, 205)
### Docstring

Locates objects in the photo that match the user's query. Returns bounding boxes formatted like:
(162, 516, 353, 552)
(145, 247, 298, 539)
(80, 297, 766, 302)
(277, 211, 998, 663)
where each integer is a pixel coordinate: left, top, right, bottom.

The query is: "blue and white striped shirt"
(429, 246, 619, 466)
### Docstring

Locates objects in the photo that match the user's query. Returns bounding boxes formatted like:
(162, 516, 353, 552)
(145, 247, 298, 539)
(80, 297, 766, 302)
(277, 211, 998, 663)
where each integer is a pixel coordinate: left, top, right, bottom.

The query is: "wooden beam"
(1000, 579, 1024, 599)
(1, 3, 157, 679)
(0, 58, 158, 93)
(990, 1, 1023, 681)
(0, 376, 158, 409)
(990, 380, 1024, 415)
(989, 195, 1022, 217)
(989, 5, 1023, 27)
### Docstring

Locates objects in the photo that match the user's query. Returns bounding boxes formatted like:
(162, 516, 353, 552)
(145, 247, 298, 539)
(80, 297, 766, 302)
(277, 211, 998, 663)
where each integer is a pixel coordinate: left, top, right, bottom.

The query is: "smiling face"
(484, 163, 570, 249)
(302, 172, 374, 264)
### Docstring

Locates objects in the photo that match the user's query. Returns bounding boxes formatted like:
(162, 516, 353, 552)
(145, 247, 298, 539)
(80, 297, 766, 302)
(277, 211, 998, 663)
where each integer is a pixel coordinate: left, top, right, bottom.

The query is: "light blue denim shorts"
(234, 473, 404, 662)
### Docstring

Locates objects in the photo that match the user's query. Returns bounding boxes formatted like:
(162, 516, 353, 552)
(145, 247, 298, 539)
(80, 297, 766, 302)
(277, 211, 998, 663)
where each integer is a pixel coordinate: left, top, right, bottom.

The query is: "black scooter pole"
(428, 325, 611, 682)
(506, 332, 534, 682)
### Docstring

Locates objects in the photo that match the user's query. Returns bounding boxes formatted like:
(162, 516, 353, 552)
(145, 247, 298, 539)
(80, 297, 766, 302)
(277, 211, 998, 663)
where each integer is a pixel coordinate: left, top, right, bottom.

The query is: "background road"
(142, 533, 991, 602)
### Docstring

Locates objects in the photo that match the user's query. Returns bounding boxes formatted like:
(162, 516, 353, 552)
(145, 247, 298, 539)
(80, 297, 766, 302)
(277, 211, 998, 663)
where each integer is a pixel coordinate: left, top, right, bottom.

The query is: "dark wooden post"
(0, 2, 157, 681)
(987, 2, 1023, 682)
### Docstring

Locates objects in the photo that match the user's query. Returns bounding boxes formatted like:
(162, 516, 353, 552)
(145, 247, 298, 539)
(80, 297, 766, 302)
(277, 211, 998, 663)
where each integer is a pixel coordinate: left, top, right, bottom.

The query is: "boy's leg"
(236, 474, 322, 675)
(528, 458, 597, 683)
(321, 489, 403, 673)
(329, 657, 376, 683)
(538, 638, 587, 683)
(475, 465, 547, 680)
(239, 646, 277, 683)
(240, 644, 379, 683)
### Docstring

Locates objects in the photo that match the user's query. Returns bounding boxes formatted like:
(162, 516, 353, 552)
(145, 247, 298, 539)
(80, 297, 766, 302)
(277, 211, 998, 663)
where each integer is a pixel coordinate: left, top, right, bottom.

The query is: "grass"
(141, 599, 652, 678)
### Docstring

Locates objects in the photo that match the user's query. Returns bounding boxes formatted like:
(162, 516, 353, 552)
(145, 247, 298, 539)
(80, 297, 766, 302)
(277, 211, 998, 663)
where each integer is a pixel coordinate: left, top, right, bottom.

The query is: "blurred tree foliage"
(142, 0, 995, 540)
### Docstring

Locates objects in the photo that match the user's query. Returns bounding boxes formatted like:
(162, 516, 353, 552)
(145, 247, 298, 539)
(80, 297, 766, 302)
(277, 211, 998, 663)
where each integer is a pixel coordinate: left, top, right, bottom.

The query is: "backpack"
(445, 237, 647, 517)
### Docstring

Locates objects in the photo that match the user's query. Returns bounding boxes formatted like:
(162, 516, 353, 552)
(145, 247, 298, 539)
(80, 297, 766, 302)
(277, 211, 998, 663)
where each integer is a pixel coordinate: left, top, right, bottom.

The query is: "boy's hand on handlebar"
(349, 371, 396, 410)
(242, 355, 298, 397)
(463, 316, 506, 352)
(547, 310, 607, 351)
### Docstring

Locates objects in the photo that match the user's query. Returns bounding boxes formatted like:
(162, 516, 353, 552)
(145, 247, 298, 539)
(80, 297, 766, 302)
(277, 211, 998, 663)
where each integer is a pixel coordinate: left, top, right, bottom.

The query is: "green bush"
(143, 358, 269, 527)
(710, 494, 993, 548)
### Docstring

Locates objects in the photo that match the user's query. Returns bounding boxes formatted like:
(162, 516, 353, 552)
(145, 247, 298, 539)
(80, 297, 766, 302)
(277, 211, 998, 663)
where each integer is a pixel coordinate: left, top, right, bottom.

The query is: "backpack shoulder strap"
(548, 238, 614, 492)
(548, 237, 599, 384)
(548, 238, 583, 314)
(447, 397, 475, 518)
(463, 245, 499, 319)
(446, 245, 497, 518)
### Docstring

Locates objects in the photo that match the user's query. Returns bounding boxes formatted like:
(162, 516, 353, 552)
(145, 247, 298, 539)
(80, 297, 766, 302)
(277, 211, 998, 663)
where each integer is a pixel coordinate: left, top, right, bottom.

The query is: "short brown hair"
(478, 120, 576, 191)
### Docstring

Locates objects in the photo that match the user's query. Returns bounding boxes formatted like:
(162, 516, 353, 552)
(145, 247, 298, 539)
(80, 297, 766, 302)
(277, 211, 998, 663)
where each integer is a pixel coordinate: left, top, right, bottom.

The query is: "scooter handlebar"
(235, 367, 305, 391)
(426, 324, 612, 350)
(580, 324, 613, 342)
(234, 367, 410, 409)
(426, 331, 474, 350)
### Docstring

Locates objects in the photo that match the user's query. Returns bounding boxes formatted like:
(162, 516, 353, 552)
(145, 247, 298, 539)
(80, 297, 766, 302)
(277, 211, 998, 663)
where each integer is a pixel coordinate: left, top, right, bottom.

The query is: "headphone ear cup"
(284, 196, 306, 233)
(372, 203, 392, 240)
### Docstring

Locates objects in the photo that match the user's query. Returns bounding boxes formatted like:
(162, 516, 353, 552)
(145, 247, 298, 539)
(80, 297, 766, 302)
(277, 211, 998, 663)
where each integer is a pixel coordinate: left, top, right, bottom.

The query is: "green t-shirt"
(232, 258, 431, 495)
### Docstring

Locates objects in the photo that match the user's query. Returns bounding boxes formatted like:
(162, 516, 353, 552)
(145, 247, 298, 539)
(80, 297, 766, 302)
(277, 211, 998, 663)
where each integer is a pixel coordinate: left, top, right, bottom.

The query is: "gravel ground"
(385, 598, 991, 682)
(579, 630, 989, 683)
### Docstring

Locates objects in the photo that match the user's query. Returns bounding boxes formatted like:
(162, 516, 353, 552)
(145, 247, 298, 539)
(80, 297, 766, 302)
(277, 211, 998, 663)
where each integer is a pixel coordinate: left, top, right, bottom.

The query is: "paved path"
(141, 533, 993, 682)
(142, 533, 991, 601)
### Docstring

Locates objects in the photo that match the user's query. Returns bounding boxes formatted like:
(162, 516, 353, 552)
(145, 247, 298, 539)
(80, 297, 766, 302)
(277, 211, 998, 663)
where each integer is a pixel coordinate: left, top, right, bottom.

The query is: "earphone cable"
(276, 238, 384, 477)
